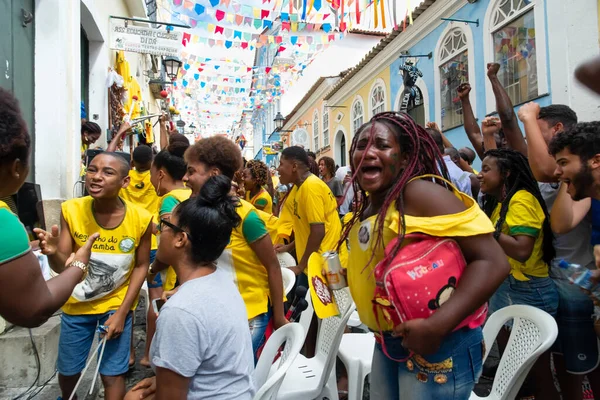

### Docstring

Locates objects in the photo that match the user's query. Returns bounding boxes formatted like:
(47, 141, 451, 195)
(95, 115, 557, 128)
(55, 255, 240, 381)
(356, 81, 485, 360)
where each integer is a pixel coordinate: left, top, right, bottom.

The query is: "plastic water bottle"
(553, 259, 597, 290)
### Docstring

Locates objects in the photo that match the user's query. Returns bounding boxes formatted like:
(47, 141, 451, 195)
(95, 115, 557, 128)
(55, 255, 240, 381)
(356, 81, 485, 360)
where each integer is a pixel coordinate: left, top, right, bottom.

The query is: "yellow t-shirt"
(272, 175, 280, 188)
(276, 188, 295, 243)
(290, 175, 342, 266)
(157, 188, 192, 291)
(490, 189, 548, 281)
(61, 197, 152, 315)
(120, 169, 161, 250)
(347, 190, 494, 332)
(218, 199, 271, 320)
(245, 188, 273, 215)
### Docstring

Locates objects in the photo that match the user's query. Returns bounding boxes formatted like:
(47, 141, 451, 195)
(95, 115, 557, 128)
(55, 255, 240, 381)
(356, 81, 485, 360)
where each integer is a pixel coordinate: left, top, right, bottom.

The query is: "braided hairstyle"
(246, 159, 269, 187)
(339, 112, 450, 268)
(481, 148, 555, 265)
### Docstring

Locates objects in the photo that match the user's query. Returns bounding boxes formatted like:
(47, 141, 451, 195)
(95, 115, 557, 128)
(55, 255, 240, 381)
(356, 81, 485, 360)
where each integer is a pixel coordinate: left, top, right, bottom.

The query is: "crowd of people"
(1, 55, 600, 400)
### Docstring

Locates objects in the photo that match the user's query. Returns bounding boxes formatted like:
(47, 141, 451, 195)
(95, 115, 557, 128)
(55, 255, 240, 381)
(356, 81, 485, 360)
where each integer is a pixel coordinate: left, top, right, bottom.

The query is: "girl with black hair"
(479, 148, 559, 400)
(340, 112, 509, 398)
(125, 175, 255, 400)
(144, 139, 191, 367)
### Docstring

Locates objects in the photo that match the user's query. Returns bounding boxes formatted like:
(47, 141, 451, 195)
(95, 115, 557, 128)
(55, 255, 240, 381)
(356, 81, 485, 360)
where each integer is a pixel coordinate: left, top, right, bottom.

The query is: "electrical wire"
(11, 329, 40, 400)
(24, 370, 57, 400)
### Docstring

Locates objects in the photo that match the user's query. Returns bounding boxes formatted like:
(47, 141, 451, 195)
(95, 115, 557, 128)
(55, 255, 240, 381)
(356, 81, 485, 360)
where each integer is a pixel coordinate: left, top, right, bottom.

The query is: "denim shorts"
(488, 275, 559, 318)
(371, 327, 484, 399)
(552, 277, 600, 374)
(57, 311, 133, 376)
(249, 306, 272, 364)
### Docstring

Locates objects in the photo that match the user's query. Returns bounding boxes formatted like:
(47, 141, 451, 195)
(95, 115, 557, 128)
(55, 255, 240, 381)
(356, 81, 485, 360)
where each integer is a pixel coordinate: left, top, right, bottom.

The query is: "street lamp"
(163, 56, 182, 81)
(274, 111, 293, 132)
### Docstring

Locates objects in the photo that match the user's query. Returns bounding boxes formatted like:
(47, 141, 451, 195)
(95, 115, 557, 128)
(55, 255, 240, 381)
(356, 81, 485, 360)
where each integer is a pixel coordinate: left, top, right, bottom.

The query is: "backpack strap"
(372, 299, 413, 363)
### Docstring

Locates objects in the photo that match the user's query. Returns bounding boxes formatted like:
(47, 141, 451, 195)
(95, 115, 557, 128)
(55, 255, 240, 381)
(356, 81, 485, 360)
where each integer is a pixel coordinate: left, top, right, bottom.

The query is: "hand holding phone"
(152, 298, 166, 316)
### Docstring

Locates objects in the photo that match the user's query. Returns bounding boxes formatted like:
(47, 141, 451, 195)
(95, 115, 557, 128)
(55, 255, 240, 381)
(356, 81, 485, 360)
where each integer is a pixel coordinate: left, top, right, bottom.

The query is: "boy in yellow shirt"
(277, 146, 342, 283)
(37, 153, 152, 400)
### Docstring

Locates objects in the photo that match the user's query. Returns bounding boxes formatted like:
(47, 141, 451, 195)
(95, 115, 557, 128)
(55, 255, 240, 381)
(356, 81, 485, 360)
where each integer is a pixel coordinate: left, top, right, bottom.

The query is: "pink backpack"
(371, 176, 488, 360)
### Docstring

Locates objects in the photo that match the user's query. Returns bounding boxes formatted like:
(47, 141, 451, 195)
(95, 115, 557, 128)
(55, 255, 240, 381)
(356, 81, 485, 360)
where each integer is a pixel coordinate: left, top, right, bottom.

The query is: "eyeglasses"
(158, 218, 192, 240)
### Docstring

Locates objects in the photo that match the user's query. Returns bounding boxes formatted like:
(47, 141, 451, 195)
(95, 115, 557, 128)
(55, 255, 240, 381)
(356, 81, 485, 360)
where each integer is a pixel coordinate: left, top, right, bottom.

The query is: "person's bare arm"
(249, 235, 288, 329)
(159, 115, 169, 150)
(103, 223, 151, 340)
(575, 55, 600, 95)
(0, 234, 98, 327)
(518, 102, 558, 182)
(481, 116, 500, 153)
(106, 121, 132, 153)
(393, 181, 509, 355)
(487, 63, 527, 156)
(426, 122, 453, 149)
(297, 224, 325, 275)
(550, 182, 591, 234)
(155, 367, 189, 400)
(457, 83, 485, 160)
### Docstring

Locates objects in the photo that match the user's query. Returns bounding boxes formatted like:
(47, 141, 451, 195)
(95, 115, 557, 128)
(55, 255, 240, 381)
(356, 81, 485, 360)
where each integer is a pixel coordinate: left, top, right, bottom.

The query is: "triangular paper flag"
(194, 3, 205, 15)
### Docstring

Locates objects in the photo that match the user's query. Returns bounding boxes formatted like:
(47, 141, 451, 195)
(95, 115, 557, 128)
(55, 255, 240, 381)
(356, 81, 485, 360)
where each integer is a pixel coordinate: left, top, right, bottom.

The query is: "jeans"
(371, 327, 484, 399)
(249, 306, 272, 364)
(489, 275, 559, 318)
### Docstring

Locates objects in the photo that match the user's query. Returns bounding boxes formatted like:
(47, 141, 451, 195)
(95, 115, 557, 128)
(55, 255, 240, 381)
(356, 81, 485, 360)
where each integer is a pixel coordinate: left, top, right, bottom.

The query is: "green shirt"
(0, 203, 31, 264)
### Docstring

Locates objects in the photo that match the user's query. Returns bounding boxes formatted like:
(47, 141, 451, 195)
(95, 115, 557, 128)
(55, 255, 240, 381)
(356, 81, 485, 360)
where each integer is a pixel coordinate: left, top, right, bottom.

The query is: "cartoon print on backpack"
(428, 277, 457, 311)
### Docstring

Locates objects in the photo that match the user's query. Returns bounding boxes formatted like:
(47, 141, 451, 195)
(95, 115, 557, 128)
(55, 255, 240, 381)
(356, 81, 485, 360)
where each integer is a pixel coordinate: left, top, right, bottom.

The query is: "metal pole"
(109, 15, 191, 29)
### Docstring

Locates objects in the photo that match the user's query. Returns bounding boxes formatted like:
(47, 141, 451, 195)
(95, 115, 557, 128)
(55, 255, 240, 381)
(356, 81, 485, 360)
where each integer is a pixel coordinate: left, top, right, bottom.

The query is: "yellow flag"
(308, 252, 339, 319)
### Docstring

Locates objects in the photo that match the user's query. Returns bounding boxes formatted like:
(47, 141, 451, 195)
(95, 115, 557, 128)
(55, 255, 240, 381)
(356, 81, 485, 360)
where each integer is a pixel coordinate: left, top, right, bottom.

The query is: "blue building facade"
(386, 0, 598, 170)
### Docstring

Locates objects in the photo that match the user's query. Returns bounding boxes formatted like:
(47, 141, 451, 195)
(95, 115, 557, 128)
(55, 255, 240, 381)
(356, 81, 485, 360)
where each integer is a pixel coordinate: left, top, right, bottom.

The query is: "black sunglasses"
(159, 218, 192, 240)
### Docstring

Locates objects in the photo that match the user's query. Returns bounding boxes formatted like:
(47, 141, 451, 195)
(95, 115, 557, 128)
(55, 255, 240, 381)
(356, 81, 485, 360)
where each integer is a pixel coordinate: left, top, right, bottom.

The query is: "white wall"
(34, 0, 81, 200)
(34, 0, 154, 200)
(281, 34, 383, 115)
(546, 0, 600, 121)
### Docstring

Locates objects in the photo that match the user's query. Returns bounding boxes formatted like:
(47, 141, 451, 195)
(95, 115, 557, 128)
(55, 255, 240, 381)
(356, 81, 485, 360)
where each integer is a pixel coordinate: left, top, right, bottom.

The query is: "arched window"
(370, 85, 386, 116)
(487, 0, 539, 106)
(352, 97, 364, 134)
(322, 104, 330, 148)
(437, 28, 469, 130)
(313, 110, 320, 151)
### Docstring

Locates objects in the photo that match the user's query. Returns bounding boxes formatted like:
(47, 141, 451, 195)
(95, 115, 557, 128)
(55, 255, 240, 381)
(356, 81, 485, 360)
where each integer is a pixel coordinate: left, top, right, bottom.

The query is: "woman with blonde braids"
(243, 160, 273, 214)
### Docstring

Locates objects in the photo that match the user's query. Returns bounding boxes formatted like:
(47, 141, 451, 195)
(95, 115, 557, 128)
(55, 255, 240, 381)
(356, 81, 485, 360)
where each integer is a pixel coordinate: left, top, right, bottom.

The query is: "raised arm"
(426, 122, 453, 149)
(457, 83, 485, 160)
(159, 114, 169, 150)
(481, 116, 500, 153)
(106, 121, 132, 153)
(487, 63, 527, 156)
(550, 182, 591, 234)
(518, 102, 558, 182)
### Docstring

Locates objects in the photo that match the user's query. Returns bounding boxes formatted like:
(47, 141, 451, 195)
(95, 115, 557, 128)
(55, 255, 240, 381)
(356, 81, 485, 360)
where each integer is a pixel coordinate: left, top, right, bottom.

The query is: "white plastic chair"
(337, 332, 375, 400)
(277, 252, 297, 268)
(281, 267, 296, 296)
(470, 305, 558, 400)
(275, 287, 356, 400)
(254, 323, 305, 400)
